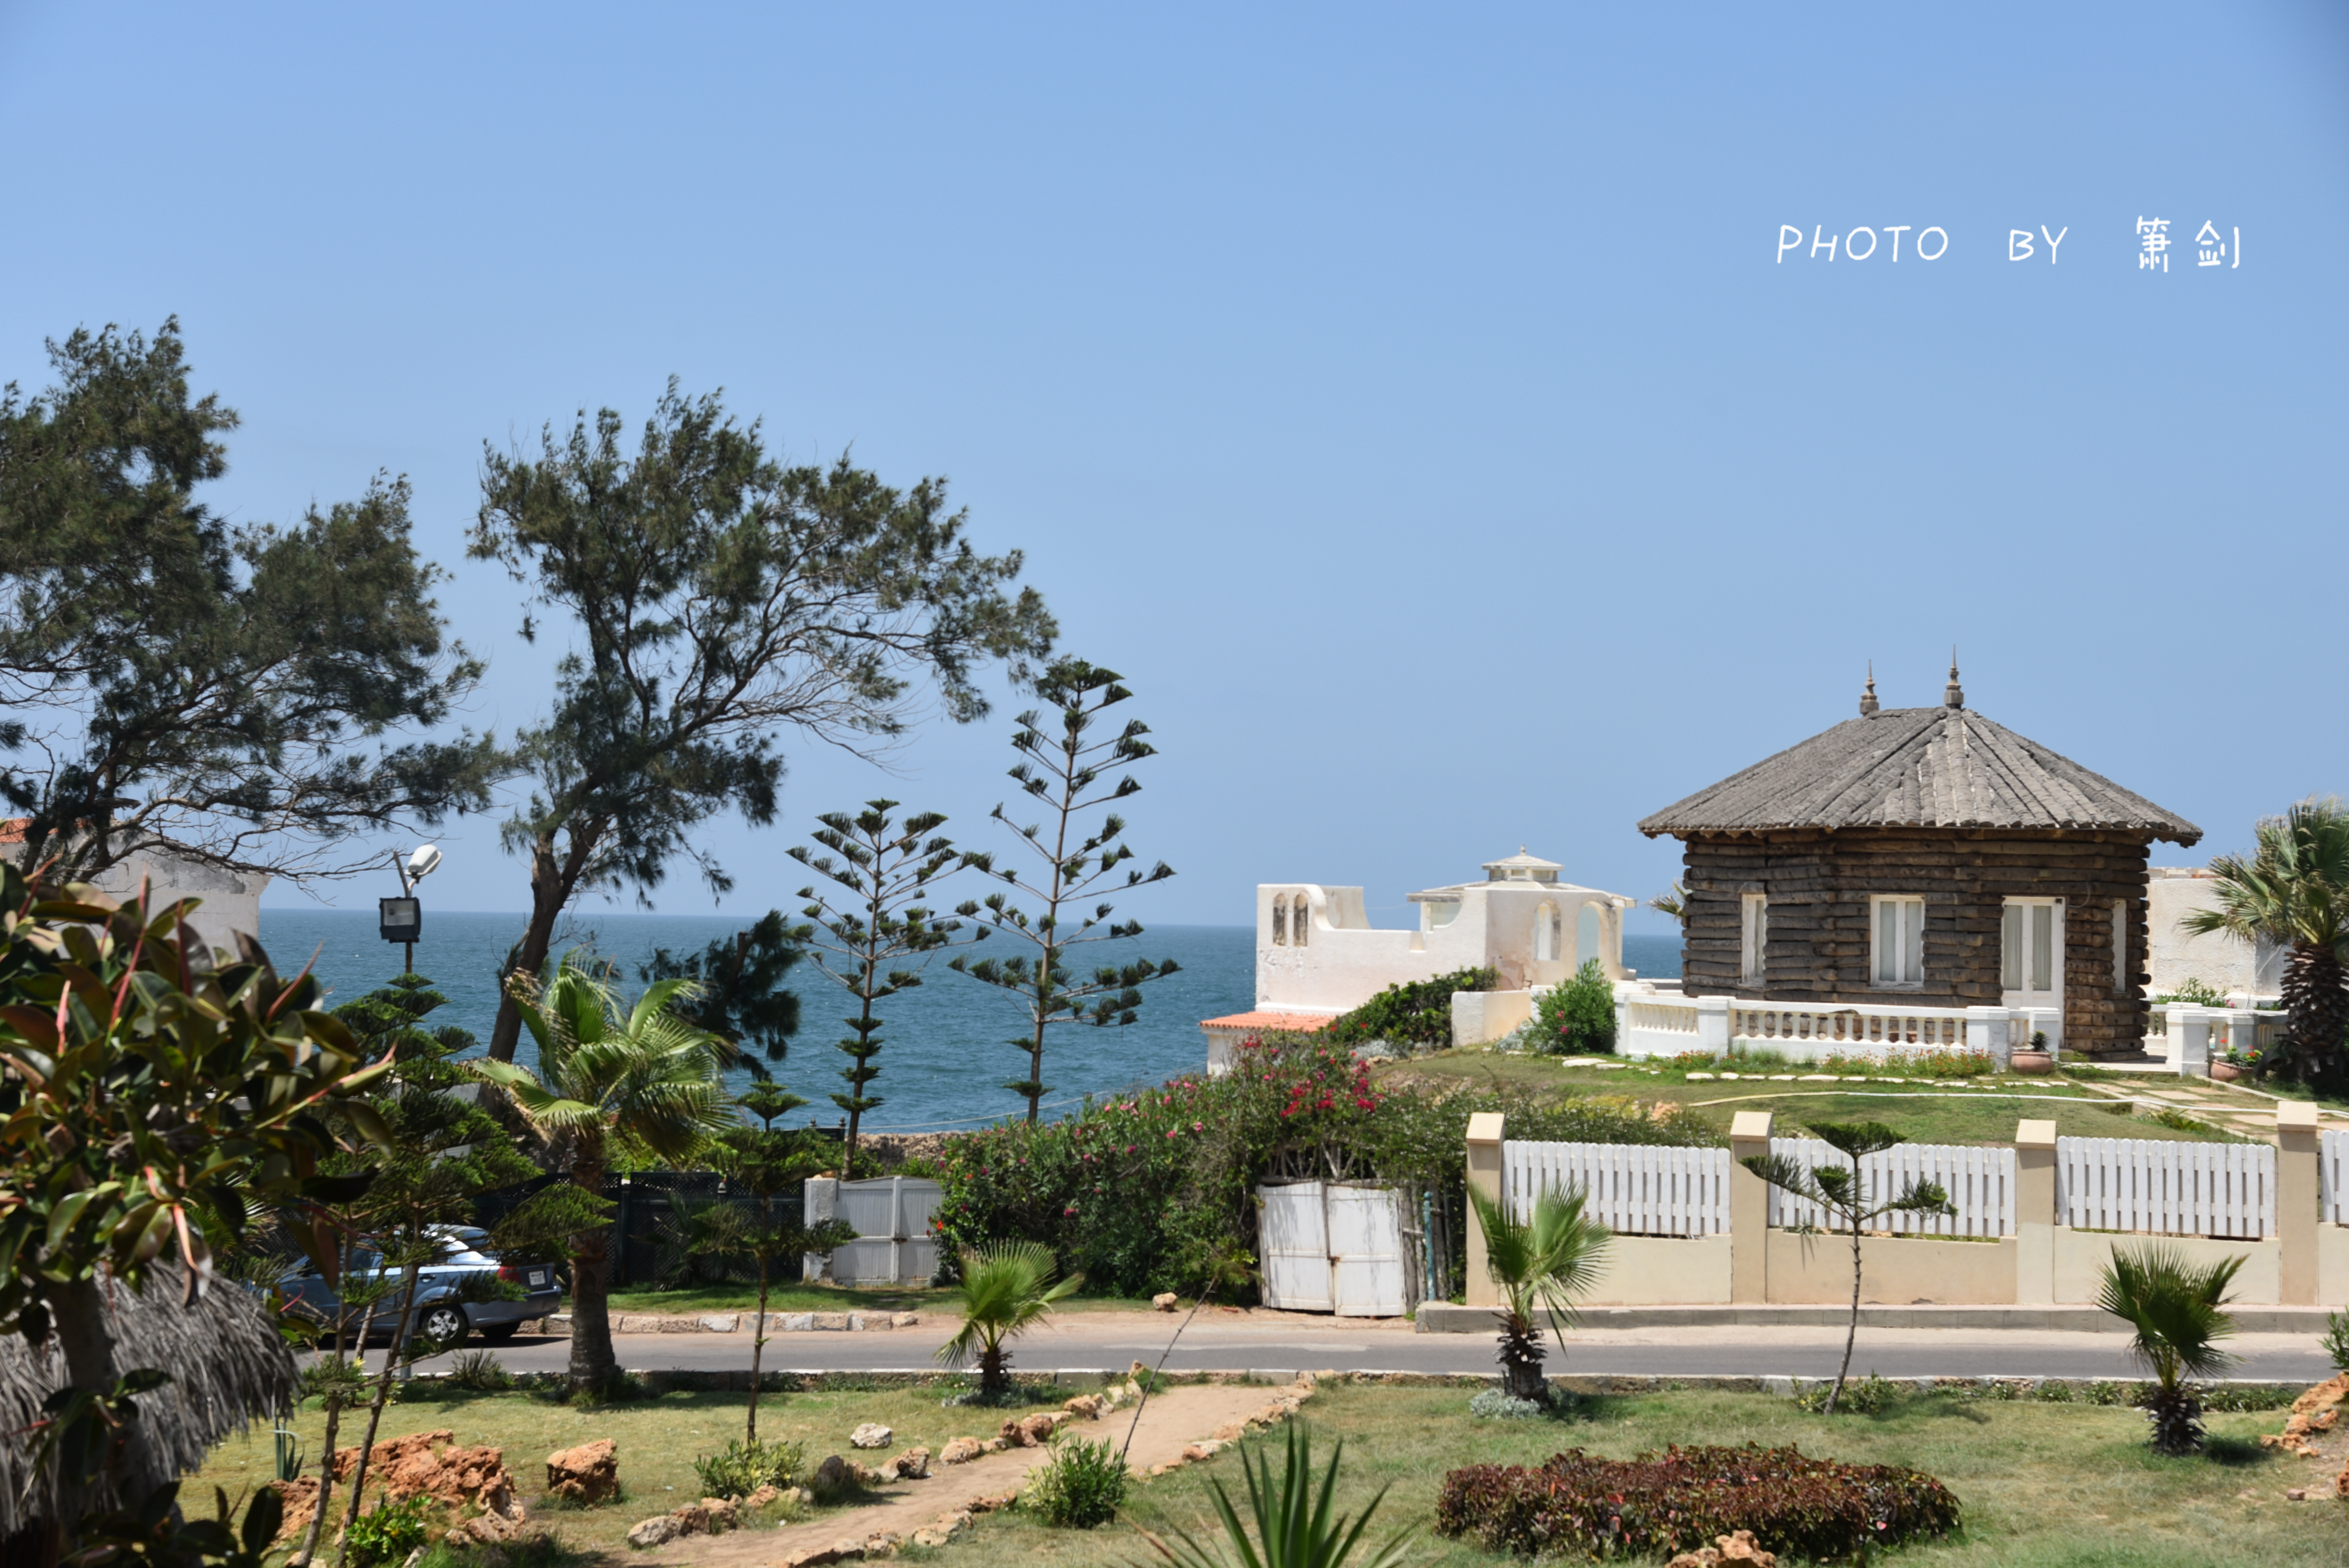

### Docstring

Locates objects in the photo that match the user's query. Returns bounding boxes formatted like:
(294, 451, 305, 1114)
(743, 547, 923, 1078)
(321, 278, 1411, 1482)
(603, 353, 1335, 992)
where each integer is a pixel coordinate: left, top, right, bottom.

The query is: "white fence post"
(2170, 1006, 2211, 1078)
(1695, 996, 1731, 1055)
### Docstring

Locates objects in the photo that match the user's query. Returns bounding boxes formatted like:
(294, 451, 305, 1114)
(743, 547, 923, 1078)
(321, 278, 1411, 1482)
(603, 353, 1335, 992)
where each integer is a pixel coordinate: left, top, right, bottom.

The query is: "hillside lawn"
(192, 1380, 2349, 1566)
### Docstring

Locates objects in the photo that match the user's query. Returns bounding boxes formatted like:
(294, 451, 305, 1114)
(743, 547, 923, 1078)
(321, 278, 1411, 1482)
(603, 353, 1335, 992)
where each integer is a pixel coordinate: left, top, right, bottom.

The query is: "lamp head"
(406, 844, 443, 882)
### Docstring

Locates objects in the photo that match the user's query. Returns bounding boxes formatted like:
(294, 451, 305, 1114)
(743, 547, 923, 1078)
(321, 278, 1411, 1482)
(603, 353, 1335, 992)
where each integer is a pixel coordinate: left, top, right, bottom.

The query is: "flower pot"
(2010, 1050, 2054, 1076)
(2210, 1061, 2244, 1083)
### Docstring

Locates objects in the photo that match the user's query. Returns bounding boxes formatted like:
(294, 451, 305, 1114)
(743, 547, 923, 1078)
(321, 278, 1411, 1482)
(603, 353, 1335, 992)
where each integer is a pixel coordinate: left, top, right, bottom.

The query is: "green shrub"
(2326, 1310, 2349, 1374)
(1435, 1443, 1959, 1562)
(1023, 1434, 1129, 1528)
(932, 1035, 1714, 1299)
(1323, 968, 1497, 1050)
(1534, 960, 1618, 1055)
(447, 1349, 513, 1391)
(345, 1495, 432, 1568)
(1795, 1373, 1898, 1413)
(692, 1436, 806, 1499)
(2155, 978, 2230, 1007)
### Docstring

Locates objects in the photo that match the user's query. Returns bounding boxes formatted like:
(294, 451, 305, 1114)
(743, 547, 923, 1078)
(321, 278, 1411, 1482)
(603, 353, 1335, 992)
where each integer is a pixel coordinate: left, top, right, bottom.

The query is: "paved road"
(405, 1317, 2338, 1384)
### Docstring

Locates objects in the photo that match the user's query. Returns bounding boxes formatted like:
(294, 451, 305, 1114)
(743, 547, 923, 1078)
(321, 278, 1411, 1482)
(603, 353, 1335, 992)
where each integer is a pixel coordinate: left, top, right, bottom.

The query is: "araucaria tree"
(1740, 1121, 1953, 1414)
(952, 660, 1176, 1121)
(2183, 797, 2349, 1085)
(792, 800, 975, 1171)
(472, 957, 735, 1393)
(0, 320, 500, 885)
(468, 384, 1053, 1065)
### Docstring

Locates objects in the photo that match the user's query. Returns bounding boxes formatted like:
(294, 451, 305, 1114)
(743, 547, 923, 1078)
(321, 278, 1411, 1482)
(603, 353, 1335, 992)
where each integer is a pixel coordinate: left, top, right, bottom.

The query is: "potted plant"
(2011, 1030, 2054, 1076)
(2211, 1045, 2256, 1083)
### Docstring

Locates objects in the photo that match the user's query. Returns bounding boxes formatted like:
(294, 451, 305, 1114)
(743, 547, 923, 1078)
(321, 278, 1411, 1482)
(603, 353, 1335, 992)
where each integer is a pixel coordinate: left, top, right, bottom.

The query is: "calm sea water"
(258, 909, 1681, 1132)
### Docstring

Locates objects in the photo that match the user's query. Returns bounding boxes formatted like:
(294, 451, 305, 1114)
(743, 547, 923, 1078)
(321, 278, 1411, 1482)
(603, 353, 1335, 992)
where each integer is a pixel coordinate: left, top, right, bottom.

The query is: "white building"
(2146, 866, 2281, 1000)
(2, 821, 268, 957)
(1200, 850, 1635, 1071)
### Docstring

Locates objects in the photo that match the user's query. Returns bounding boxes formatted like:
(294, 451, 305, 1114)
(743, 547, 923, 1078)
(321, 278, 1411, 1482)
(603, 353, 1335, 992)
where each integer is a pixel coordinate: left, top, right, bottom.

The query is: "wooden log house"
(1638, 666, 2201, 1056)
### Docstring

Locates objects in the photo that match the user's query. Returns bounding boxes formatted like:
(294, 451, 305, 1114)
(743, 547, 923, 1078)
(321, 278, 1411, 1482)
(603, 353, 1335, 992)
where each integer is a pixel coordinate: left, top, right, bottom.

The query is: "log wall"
(1674, 828, 2154, 1055)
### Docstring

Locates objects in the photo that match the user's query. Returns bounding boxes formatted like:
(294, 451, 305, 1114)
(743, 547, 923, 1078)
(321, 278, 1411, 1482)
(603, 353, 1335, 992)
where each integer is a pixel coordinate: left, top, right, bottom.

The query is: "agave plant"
(2096, 1244, 2244, 1454)
(1465, 1181, 1610, 1401)
(936, 1241, 1080, 1398)
(1136, 1422, 1411, 1568)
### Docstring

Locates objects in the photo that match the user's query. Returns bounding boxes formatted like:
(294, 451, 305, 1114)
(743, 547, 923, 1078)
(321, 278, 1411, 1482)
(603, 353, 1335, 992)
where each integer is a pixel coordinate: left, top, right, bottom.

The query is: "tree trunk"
(569, 1153, 617, 1393)
(291, 1242, 358, 1568)
(40, 1273, 160, 1540)
(748, 1245, 770, 1443)
(487, 821, 603, 1064)
(2284, 942, 2349, 1085)
(337, 1265, 422, 1558)
(1827, 1215, 1863, 1416)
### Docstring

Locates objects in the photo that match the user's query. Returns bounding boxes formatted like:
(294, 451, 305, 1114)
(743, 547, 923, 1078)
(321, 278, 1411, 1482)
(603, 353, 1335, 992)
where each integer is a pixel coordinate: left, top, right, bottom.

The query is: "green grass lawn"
(197, 1380, 2349, 1566)
(598, 1283, 1158, 1319)
(1380, 1049, 2262, 1146)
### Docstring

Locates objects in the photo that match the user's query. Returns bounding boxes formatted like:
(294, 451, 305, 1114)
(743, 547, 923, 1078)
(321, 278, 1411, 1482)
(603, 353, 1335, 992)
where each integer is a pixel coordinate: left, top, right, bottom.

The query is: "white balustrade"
(2057, 1136, 2274, 1240)
(2325, 1129, 2349, 1227)
(1502, 1140, 1731, 1238)
(1765, 1138, 2015, 1238)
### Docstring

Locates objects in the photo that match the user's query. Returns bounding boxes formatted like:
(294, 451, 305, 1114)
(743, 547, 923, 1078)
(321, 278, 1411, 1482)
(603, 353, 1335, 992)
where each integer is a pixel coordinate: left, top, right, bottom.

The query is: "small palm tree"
(2182, 797, 2349, 1085)
(1137, 1422, 1412, 1568)
(2096, 1244, 2244, 1454)
(936, 1240, 1080, 1399)
(1465, 1181, 1611, 1401)
(471, 953, 737, 1393)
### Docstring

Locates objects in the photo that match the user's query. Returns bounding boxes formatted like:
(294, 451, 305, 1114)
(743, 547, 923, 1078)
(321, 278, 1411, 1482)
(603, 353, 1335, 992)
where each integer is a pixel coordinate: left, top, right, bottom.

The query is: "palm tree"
(935, 1241, 1080, 1399)
(2096, 1244, 2244, 1455)
(1465, 1181, 1611, 1401)
(472, 954, 736, 1393)
(2182, 797, 2349, 1085)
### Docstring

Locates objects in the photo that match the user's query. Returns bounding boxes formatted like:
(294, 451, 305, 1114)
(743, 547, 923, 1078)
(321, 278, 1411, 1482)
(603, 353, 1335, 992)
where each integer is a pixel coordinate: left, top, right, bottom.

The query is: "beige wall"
(2148, 869, 2279, 997)
(2054, 1231, 2281, 1306)
(1764, 1232, 2019, 1306)
(1583, 1234, 1734, 1305)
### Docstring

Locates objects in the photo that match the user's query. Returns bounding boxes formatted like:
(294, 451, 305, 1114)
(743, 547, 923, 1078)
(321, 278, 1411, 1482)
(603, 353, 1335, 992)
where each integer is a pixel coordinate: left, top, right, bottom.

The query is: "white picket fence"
(2057, 1137, 2273, 1240)
(1765, 1139, 2015, 1238)
(1501, 1141, 1731, 1238)
(2321, 1129, 2349, 1226)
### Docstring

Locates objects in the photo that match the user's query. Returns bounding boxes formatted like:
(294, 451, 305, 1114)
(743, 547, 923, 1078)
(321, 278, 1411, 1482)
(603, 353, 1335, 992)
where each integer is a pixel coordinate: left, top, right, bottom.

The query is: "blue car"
(281, 1226, 563, 1345)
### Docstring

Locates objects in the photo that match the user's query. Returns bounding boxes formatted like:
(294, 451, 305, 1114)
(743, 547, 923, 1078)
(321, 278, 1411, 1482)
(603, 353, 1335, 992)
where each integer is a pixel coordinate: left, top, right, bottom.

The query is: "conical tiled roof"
(1637, 707, 2201, 845)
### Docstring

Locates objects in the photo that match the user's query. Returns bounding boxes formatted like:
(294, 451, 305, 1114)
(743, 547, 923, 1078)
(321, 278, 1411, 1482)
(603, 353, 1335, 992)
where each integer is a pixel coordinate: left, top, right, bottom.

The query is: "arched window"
(1292, 893, 1310, 947)
(1575, 903, 1601, 969)
(1271, 900, 1287, 946)
(1534, 902, 1558, 962)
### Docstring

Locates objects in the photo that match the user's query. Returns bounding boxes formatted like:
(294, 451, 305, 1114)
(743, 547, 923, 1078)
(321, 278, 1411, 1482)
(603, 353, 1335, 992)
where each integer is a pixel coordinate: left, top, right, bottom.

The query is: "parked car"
(280, 1226, 562, 1345)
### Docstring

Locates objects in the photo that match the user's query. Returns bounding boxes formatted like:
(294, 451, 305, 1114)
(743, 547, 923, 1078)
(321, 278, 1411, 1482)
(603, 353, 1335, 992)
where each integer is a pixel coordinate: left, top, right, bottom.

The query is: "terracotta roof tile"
(1198, 1010, 1335, 1033)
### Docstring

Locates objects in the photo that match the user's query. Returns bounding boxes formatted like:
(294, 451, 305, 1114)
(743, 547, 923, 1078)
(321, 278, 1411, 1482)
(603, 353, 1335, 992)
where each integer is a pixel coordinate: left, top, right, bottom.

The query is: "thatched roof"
(0, 1266, 296, 1532)
(1638, 705, 2201, 845)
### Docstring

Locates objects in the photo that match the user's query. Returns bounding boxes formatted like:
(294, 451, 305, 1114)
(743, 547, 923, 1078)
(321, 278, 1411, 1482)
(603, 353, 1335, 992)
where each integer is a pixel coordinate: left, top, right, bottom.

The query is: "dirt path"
(638, 1379, 1308, 1568)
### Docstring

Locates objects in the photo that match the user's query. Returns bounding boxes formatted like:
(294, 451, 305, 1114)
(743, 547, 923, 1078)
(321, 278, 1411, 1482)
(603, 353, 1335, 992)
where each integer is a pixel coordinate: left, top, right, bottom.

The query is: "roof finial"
(1859, 661, 1879, 717)
(1944, 648, 1964, 709)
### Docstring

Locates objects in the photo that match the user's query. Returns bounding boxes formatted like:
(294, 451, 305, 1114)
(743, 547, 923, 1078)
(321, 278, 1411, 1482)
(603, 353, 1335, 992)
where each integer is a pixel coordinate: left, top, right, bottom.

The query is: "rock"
(745, 1483, 783, 1508)
(813, 1311, 852, 1331)
(545, 1438, 620, 1505)
(981, 1437, 1007, 1454)
(669, 1501, 712, 1537)
(2288, 1488, 2309, 1501)
(939, 1436, 984, 1465)
(782, 1312, 817, 1331)
(1211, 1422, 1246, 1443)
(890, 1311, 921, 1328)
(888, 1447, 931, 1481)
(1062, 1395, 1101, 1419)
(848, 1461, 885, 1487)
(1153, 1292, 1179, 1311)
(830, 1538, 868, 1559)
(864, 1530, 903, 1557)
(1182, 1442, 1221, 1461)
(1018, 1413, 1059, 1445)
(705, 1497, 744, 1531)
(328, 1430, 517, 1516)
(911, 1530, 951, 1548)
(850, 1422, 894, 1450)
(1715, 1532, 1777, 1566)
(626, 1515, 681, 1548)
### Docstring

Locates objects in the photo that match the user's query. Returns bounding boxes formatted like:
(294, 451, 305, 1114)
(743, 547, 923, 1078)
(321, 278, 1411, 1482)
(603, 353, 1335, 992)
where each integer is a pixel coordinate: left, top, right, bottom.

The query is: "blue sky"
(2, 3, 2343, 933)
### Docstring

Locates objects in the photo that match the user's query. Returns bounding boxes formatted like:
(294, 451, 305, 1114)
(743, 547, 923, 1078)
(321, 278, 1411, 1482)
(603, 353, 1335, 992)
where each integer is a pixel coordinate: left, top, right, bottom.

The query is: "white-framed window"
(1534, 901, 1559, 963)
(1271, 900, 1287, 946)
(1740, 894, 1768, 984)
(2111, 899, 2128, 995)
(1292, 893, 1310, 947)
(2000, 898, 2061, 1001)
(1871, 896, 1925, 986)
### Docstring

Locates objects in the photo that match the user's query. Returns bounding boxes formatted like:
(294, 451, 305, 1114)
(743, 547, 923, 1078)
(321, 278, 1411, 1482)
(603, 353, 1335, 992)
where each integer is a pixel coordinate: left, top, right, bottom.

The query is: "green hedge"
(1322, 967, 1497, 1049)
(930, 1033, 1714, 1299)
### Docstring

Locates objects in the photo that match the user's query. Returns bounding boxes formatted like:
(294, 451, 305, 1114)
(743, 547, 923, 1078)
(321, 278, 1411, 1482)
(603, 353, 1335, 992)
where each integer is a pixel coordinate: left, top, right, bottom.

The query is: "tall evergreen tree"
(0, 320, 500, 887)
(467, 383, 1054, 1064)
(791, 800, 975, 1171)
(953, 660, 1176, 1122)
(641, 909, 806, 1075)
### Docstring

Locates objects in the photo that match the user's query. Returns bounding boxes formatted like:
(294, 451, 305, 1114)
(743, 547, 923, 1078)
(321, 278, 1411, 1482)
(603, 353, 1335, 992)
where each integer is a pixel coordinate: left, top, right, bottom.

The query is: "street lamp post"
(379, 844, 442, 975)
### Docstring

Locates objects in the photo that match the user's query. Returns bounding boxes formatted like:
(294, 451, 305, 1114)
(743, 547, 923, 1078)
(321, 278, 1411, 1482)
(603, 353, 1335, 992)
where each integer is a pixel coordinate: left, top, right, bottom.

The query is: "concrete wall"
(2148, 868, 2281, 998)
(88, 853, 268, 958)
(1764, 1232, 2018, 1306)
(2053, 1231, 2280, 1306)
(1583, 1233, 1733, 1305)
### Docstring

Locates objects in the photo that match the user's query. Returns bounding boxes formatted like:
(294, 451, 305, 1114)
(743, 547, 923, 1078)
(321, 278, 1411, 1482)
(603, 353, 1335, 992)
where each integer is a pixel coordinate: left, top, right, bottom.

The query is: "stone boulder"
(1062, 1395, 1101, 1420)
(811, 1453, 855, 1497)
(545, 1438, 620, 1504)
(939, 1436, 984, 1465)
(883, 1447, 930, 1481)
(1153, 1292, 1178, 1311)
(850, 1422, 894, 1450)
(327, 1430, 515, 1516)
(1665, 1532, 1778, 1568)
(627, 1515, 682, 1548)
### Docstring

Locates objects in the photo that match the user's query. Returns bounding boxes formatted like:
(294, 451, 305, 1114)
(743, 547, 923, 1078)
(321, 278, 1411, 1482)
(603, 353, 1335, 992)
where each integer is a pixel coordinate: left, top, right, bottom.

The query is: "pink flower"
(1192, 1121, 1203, 1131)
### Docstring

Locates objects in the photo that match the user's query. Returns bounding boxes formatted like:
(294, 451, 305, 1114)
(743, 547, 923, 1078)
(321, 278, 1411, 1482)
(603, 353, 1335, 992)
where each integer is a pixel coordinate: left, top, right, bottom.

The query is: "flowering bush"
(932, 1033, 1714, 1298)
(1533, 959, 1617, 1054)
(1435, 1443, 1959, 1561)
(1322, 967, 1498, 1050)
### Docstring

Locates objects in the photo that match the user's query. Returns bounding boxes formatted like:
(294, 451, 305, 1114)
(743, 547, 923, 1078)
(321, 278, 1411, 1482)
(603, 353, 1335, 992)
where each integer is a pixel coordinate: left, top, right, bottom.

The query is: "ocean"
(257, 908, 1682, 1132)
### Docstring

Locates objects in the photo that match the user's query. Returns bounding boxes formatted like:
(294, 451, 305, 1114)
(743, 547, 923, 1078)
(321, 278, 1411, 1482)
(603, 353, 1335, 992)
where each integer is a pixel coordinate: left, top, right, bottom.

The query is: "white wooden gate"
(803, 1176, 942, 1284)
(1256, 1181, 1411, 1316)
